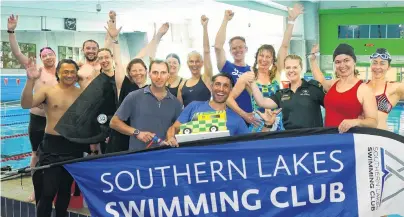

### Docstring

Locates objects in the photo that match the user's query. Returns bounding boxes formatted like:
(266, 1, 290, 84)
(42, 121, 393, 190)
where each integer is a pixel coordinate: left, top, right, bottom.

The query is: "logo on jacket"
(97, 114, 107, 124)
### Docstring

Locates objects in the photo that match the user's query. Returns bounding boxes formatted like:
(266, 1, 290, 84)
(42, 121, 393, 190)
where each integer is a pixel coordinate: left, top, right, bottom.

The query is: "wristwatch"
(133, 129, 140, 137)
(263, 123, 273, 129)
(7, 30, 15, 34)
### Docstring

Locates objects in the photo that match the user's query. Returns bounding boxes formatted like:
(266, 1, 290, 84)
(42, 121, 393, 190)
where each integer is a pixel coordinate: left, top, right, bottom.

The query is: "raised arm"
(201, 15, 213, 86)
(309, 44, 335, 92)
(7, 15, 29, 65)
(103, 11, 116, 50)
(105, 13, 124, 93)
(276, 4, 304, 74)
(214, 10, 234, 71)
(21, 58, 47, 109)
(134, 23, 169, 59)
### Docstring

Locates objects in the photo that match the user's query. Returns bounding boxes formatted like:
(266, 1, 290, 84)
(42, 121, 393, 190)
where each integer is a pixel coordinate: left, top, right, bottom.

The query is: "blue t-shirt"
(221, 60, 252, 113)
(177, 101, 249, 136)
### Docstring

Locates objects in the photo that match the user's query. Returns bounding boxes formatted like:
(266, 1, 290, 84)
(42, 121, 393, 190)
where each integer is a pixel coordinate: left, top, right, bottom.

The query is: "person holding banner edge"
(165, 73, 280, 147)
(110, 60, 182, 151)
(309, 43, 378, 133)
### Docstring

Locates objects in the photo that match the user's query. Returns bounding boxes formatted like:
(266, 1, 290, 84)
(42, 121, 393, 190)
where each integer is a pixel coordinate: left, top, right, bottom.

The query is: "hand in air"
(109, 10, 116, 21)
(201, 15, 209, 27)
(24, 57, 41, 80)
(157, 22, 170, 37)
(288, 4, 304, 21)
(256, 108, 282, 126)
(105, 11, 122, 39)
(310, 44, 319, 60)
(224, 10, 234, 21)
(7, 14, 18, 31)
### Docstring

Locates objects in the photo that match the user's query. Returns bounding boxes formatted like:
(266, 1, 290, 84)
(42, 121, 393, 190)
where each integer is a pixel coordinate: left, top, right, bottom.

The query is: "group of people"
(6, 3, 404, 216)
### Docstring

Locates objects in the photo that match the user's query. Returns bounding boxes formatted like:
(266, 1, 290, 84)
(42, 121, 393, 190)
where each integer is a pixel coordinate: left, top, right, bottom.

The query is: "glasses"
(370, 52, 391, 60)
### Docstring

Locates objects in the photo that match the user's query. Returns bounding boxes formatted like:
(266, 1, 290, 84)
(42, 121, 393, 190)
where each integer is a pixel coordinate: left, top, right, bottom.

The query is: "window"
(370, 25, 386, 38)
(387, 24, 402, 38)
(338, 24, 402, 39)
(354, 25, 369, 38)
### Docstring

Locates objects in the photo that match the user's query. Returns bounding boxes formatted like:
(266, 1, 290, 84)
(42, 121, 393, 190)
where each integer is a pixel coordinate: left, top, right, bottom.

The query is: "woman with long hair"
(243, 54, 325, 130)
(226, 3, 303, 132)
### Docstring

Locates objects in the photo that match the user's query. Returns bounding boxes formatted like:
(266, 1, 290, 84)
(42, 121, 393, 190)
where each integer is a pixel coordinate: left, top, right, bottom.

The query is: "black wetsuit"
(33, 134, 87, 217)
(105, 76, 140, 153)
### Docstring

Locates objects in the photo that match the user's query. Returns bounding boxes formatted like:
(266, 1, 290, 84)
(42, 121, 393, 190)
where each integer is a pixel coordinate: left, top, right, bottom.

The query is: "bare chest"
(45, 89, 81, 112)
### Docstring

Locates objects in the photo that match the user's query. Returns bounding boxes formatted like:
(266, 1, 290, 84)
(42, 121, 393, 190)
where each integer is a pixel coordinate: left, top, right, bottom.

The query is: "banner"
(63, 128, 404, 217)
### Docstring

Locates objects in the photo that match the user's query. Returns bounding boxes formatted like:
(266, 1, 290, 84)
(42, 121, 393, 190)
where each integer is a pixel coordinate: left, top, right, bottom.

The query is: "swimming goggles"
(370, 52, 391, 60)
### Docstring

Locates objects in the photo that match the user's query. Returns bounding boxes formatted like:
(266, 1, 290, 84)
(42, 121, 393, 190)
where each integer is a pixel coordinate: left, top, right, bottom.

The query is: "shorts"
(28, 113, 46, 152)
(37, 133, 88, 166)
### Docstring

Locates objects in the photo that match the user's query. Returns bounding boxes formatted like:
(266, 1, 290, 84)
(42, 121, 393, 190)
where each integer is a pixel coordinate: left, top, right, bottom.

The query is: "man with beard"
(8, 14, 58, 202)
(78, 39, 100, 89)
(21, 58, 88, 217)
(165, 73, 250, 145)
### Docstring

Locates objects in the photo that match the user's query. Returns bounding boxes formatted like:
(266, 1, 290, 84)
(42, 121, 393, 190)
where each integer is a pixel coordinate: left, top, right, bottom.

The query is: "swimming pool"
(1, 103, 403, 170)
(1, 106, 31, 170)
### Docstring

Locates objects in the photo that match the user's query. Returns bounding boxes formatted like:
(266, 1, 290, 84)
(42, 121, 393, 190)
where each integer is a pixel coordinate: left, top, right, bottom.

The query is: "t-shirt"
(221, 60, 252, 113)
(177, 101, 249, 136)
(115, 86, 182, 151)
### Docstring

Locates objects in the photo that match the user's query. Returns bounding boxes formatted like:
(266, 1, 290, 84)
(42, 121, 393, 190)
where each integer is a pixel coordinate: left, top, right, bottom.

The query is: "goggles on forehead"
(370, 52, 391, 60)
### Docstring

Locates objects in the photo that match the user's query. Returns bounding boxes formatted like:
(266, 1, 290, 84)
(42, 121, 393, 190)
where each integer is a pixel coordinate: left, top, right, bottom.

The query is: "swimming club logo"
(367, 146, 404, 214)
(97, 114, 108, 124)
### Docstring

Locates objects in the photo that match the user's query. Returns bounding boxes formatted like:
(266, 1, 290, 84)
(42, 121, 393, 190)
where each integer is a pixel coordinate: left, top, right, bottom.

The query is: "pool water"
(1, 106, 31, 170)
(1, 104, 403, 170)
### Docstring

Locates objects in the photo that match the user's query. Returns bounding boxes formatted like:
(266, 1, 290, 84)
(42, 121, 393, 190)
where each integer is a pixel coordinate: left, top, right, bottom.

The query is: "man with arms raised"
(21, 58, 88, 217)
(110, 60, 182, 151)
(8, 14, 58, 202)
(214, 10, 256, 125)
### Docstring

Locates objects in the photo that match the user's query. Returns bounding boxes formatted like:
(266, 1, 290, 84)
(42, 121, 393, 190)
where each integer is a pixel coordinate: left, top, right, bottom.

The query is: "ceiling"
(0, 0, 211, 14)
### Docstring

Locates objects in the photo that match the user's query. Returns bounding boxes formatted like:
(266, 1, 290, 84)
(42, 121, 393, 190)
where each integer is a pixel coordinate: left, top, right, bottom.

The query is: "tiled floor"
(1, 176, 91, 216)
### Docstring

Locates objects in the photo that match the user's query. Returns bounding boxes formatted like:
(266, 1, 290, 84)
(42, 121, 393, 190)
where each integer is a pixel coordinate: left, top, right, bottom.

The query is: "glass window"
(354, 25, 370, 38)
(387, 24, 401, 38)
(338, 25, 352, 39)
(370, 25, 387, 38)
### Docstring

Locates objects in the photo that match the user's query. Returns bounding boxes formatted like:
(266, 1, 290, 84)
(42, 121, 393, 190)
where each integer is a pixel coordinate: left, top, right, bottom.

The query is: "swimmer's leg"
(35, 167, 64, 217)
(54, 167, 74, 217)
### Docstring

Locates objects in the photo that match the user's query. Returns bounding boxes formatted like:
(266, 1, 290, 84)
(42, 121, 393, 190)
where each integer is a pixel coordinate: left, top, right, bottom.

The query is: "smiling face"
(371, 57, 390, 80)
(334, 54, 356, 78)
(57, 63, 78, 85)
(284, 58, 302, 82)
(187, 52, 203, 75)
(211, 75, 232, 103)
(129, 63, 147, 86)
(82, 41, 99, 62)
(166, 56, 180, 76)
(149, 62, 170, 89)
(98, 50, 113, 71)
(40, 48, 56, 68)
(257, 49, 274, 71)
(229, 38, 247, 62)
